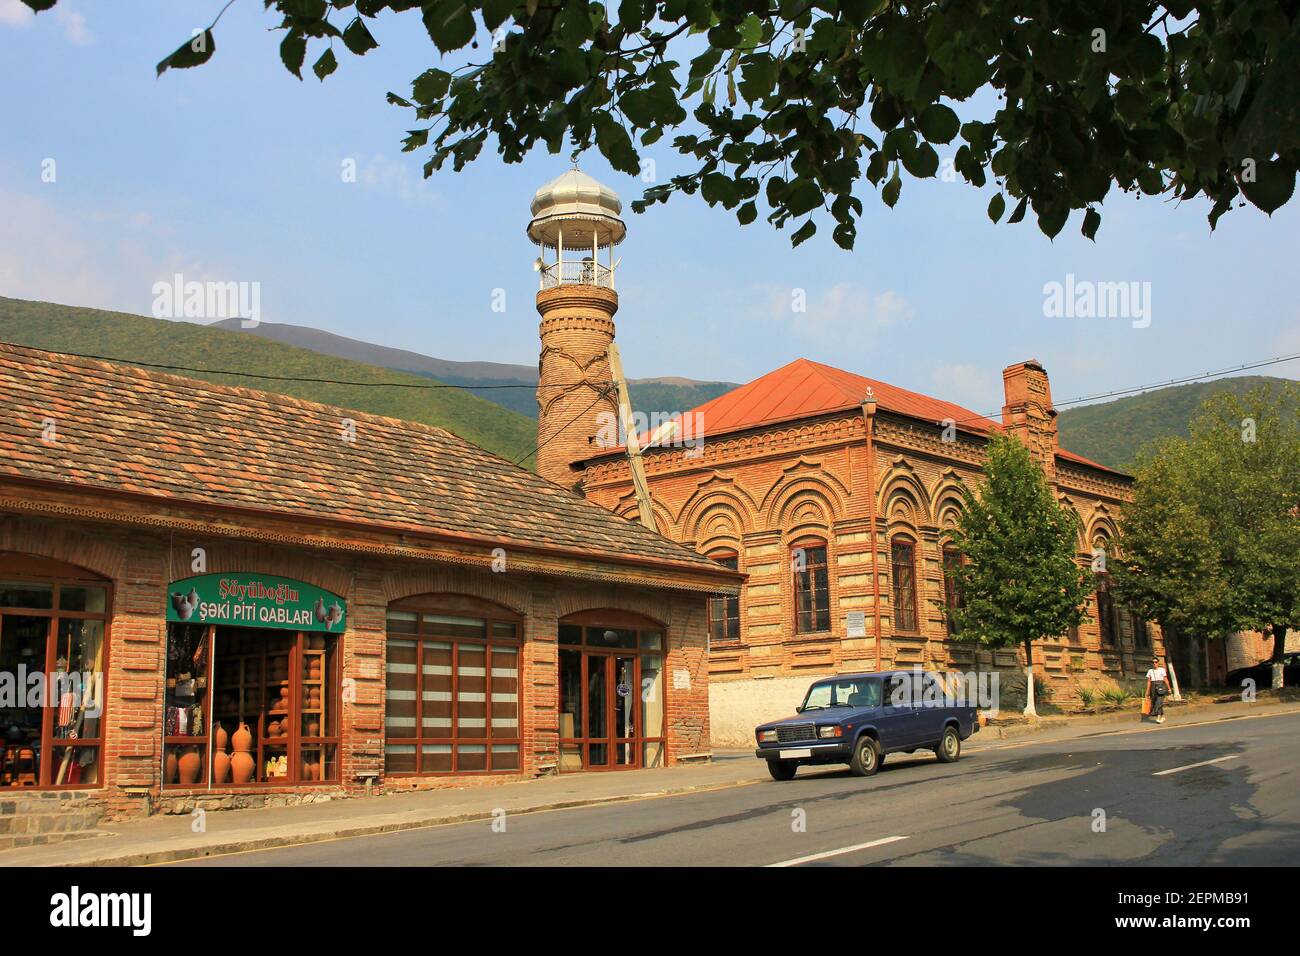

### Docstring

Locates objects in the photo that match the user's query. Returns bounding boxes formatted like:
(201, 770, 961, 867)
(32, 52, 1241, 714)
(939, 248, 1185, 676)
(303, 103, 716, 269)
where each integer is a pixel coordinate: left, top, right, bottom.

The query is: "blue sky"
(1, 0, 1296, 418)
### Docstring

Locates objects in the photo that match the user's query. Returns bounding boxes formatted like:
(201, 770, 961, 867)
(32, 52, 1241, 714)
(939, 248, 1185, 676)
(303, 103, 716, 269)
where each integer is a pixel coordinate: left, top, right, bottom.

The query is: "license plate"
(779, 748, 812, 759)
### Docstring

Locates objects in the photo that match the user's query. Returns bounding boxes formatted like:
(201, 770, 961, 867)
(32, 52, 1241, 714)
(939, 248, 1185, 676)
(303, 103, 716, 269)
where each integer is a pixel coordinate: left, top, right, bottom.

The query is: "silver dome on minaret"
(527, 167, 626, 248)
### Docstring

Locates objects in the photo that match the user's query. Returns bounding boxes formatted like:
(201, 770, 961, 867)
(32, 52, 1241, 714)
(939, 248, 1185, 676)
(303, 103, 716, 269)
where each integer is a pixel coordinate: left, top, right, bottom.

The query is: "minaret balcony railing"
(539, 259, 615, 290)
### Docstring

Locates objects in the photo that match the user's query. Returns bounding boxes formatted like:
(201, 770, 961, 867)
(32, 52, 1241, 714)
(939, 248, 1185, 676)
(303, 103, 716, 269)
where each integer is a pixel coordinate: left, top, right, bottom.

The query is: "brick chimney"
(1001, 360, 1058, 480)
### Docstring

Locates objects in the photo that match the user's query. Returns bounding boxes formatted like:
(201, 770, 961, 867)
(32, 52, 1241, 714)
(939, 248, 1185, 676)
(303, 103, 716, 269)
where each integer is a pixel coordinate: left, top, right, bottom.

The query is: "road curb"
(46, 778, 767, 868)
(979, 696, 1300, 739)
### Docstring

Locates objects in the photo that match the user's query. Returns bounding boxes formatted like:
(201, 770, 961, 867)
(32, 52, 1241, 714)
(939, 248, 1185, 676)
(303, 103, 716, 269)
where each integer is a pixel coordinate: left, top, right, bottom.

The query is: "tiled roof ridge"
(0, 340, 734, 576)
(0, 339, 460, 443)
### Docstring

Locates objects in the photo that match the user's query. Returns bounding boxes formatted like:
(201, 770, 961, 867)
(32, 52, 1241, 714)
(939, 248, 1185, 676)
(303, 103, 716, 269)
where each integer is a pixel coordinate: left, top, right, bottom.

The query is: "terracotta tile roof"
(610, 357, 1126, 477)
(0, 342, 735, 578)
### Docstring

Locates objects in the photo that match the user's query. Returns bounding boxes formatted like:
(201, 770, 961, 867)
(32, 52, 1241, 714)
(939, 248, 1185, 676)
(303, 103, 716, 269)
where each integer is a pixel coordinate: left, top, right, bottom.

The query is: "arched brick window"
(707, 551, 741, 644)
(891, 537, 919, 634)
(941, 543, 964, 636)
(792, 539, 830, 634)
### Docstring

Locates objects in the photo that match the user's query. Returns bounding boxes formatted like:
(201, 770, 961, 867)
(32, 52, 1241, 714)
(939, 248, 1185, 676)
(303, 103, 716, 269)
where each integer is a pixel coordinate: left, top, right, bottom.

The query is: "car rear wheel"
(767, 760, 797, 781)
(935, 725, 961, 763)
(849, 736, 880, 777)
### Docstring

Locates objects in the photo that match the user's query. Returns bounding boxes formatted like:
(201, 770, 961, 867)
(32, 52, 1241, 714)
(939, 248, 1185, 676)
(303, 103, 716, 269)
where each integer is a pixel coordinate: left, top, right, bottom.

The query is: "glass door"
(613, 656, 638, 768)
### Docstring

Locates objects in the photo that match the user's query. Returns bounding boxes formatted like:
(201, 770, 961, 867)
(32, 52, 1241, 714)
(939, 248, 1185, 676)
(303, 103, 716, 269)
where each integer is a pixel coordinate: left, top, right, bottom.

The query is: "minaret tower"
(528, 166, 625, 489)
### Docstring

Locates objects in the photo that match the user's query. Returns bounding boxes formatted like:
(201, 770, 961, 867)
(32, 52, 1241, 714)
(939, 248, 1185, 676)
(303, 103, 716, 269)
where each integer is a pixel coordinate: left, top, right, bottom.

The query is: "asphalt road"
(175, 710, 1300, 867)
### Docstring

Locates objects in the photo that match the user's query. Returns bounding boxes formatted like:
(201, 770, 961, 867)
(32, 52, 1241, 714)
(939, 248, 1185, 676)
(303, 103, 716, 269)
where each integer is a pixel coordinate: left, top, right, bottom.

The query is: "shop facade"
(0, 343, 741, 821)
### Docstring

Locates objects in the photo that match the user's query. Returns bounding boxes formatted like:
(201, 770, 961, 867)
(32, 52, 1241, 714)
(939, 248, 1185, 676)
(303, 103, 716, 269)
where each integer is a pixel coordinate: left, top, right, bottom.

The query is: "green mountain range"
(0, 297, 537, 465)
(2, 296, 1292, 474)
(1056, 375, 1298, 470)
(209, 318, 738, 421)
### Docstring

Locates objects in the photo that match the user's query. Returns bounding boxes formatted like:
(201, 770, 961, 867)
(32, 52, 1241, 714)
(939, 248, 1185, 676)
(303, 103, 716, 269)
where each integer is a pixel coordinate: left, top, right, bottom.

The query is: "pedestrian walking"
(1145, 656, 1169, 724)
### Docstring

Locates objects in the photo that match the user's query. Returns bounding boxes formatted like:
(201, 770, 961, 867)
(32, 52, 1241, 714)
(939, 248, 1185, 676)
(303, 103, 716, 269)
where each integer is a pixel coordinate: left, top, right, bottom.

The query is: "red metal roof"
(618, 357, 1125, 476)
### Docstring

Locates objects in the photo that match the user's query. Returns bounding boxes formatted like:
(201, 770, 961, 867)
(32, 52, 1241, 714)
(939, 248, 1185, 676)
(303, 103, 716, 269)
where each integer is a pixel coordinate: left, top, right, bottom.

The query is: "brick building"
(0, 342, 740, 822)
(528, 171, 1165, 746)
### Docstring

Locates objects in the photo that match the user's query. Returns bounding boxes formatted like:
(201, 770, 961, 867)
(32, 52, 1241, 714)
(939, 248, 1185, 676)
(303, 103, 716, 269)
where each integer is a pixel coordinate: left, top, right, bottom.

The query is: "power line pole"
(607, 343, 657, 531)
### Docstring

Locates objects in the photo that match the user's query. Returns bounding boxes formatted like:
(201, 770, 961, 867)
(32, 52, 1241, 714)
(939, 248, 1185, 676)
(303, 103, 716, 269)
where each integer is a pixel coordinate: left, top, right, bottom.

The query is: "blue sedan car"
(754, 670, 980, 780)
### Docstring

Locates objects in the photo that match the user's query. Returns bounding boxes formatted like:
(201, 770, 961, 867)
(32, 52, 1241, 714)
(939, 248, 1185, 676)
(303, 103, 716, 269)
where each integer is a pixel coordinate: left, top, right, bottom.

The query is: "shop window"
(0, 555, 109, 790)
(166, 626, 341, 788)
(384, 597, 522, 776)
(891, 538, 919, 634)
(793, 542, 830, 634)
(1132, 611, 1150, 648)
(941, 544, 964, 636)
(707, 552, 740, 644)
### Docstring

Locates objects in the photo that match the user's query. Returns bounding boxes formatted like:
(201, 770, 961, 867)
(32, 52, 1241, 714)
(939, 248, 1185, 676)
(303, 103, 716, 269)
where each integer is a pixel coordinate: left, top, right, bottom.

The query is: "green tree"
(948, 433, 1092, 716)
(22, 0, 1299, 247)
(1116, 383, 1300, 689)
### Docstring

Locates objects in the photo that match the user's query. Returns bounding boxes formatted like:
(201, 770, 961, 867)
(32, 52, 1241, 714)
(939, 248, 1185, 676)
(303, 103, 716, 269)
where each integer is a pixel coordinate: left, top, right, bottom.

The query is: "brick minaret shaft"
(1001, 359, 1059, 483)
(536, 284, 620, 489)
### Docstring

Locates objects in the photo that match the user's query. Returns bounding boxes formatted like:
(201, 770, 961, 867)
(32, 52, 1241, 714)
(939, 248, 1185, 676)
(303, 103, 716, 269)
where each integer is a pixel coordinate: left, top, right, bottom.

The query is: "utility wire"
(0, 340, 604, 391)
(513, 387, 614, 466)
(944, 352, 1300, 428)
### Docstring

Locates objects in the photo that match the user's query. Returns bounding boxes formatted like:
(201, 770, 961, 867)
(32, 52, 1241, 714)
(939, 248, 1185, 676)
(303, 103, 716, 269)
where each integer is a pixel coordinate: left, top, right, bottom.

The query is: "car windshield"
(802, 678, 881, 711)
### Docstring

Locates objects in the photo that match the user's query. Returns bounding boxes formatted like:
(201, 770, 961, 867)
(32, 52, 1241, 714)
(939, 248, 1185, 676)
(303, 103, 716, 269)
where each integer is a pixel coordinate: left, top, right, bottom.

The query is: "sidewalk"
(5, 695, 1297, 867)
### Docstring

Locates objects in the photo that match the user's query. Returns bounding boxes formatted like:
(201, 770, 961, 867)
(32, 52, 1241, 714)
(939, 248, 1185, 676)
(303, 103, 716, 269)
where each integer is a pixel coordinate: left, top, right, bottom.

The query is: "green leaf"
(1081, 207, 1101, 240)
(736, 200, 757, 225)
(1036, 203, 1068, 239)
(423, 0, 475, 53)
(312, 47, 338, 81)
(1240, 158, 1297, 215)
(342, 17, 379, 55)
(918, 104, 960, 145)
(791, 219, 817, 247)
(280, 32, 307, 78)
(1007, 196, 1028, 223)
(739, 13, 762, 49)
(987, 193, 1006, 223)
(901, 142, 939, 178)
(156, 30, 215, 77)
(412, 68, 452, 104)
(882, 164, 901, 207)
(482, 0, 516, 31)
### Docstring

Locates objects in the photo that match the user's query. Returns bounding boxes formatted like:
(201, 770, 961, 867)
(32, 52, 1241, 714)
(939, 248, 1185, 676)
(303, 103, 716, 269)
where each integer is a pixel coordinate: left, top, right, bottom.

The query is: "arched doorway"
(558, 610, 666, 771)
(0, 552, 111, 789)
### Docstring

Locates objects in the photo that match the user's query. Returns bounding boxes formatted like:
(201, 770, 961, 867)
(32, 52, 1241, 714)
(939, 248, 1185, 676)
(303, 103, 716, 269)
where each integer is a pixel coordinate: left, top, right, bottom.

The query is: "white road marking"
(766, 835, 909, 867)
(1152, 755, 1241, 776)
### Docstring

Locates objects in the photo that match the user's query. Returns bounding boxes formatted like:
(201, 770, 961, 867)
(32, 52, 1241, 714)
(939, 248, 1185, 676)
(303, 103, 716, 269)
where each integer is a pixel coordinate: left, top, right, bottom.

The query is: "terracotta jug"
(164, 750, 178, 784)
(214, 724, 229, 752)
(232, 722, 253, 753)
(305, 719, 320, 737)
(231, 750, 255, 784)
(212, 749, 231, 785)
(178, 749, 202, 786)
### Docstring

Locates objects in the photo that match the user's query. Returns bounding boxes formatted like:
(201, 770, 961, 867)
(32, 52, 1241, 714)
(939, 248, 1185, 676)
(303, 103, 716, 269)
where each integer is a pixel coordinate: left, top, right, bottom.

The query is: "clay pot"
(164, 750, 178, 784)
(178, 749, 202, 786)
(304, 719, 320, 737)
(232, 722, 253, 753)
(214, 724, 229, 752)
(212, 750, 231, 785)
(231, 750, 255, 784)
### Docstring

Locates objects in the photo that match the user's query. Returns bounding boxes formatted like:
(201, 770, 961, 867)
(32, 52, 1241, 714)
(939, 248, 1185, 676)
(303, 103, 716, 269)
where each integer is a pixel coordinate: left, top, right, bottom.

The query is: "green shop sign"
(166, 573, 346, 633)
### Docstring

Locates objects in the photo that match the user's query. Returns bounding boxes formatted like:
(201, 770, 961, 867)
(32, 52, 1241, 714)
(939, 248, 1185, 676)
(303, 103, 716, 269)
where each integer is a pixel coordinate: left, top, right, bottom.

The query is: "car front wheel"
(849, 736, 881, 777)
(935, 726, 961, 763)
(767, 759, 798, 781)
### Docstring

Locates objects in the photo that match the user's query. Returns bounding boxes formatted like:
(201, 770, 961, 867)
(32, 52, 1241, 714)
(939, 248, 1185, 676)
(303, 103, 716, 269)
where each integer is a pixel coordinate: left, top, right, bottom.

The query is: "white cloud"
(930, 362, 1002, 417)
(351, 154, 443, 209)
(0, 0, 33, 27)
(0, 186, 243, 320)
(0, 0, 93, 43)
(752, 280, 914, 344)
(55, 8, 92, 45)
